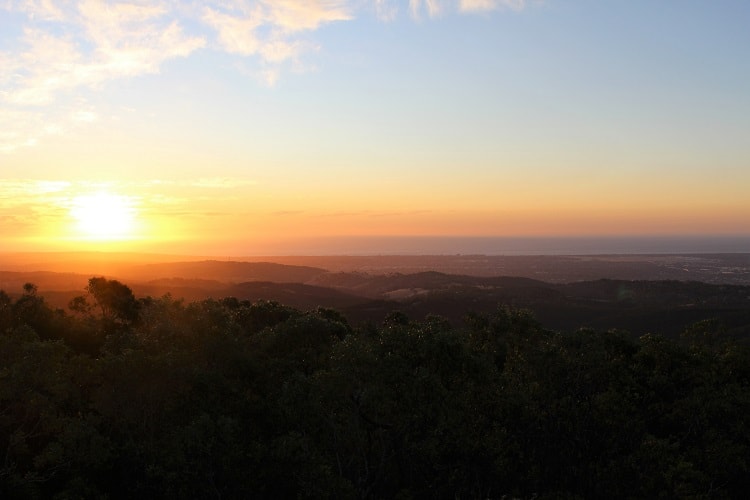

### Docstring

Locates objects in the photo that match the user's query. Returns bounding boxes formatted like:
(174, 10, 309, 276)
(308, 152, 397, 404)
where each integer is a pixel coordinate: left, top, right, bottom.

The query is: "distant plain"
(3, 251, 749, 339)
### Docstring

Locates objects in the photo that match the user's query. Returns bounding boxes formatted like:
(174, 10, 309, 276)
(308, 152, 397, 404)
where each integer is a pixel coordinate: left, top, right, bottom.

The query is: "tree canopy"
(1, 279, 749, 499)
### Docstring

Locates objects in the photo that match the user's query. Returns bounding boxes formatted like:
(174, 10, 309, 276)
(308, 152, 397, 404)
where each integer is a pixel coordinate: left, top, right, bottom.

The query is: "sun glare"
(70, 191, 137, 241)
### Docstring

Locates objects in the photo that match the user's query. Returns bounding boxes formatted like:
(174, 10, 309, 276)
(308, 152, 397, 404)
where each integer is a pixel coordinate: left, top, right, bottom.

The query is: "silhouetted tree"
(84, 277, 139, 324)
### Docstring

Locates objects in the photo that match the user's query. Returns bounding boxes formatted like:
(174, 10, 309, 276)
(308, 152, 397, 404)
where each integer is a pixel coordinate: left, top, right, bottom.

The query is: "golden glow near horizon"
(0, 175, 748, 254)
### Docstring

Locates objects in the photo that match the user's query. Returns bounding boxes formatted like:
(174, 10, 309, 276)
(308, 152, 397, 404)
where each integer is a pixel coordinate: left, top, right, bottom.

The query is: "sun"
(70, 191, 137, 241)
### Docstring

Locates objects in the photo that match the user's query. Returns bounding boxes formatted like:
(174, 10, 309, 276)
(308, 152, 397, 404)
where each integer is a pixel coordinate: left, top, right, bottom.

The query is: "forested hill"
(4, 266, 750, 337)
(1, 278, 750, 498)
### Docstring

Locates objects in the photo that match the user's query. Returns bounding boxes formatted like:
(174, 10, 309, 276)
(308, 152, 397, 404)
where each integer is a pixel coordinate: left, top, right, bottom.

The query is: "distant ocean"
(260, 236, 750, 256)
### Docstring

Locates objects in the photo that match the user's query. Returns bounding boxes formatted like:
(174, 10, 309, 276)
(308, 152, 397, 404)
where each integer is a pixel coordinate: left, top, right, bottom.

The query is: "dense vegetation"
(2, 278, 749, 499)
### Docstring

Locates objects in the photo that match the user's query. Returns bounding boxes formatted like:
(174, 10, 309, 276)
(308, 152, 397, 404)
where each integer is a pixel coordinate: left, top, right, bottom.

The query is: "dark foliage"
(1, 278, 749, 499)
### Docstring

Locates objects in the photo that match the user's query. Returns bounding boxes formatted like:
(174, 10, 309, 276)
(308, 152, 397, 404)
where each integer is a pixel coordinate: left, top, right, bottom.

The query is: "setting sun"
(70, 191, 137, 241)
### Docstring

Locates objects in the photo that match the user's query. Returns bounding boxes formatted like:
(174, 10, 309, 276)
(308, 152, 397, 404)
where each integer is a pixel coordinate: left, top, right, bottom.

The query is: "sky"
(1, 0, 749, 255)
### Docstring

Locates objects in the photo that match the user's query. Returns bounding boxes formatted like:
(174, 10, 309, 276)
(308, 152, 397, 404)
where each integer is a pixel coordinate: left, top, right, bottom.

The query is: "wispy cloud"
(264, 0, 352, 32)
(0, 108, 61, 153)
(10, 0, 67, 21)
(0, 0, 527, 151)
(0, 178, 71, 200)
(372, 0, 399, 21)
(201, 0, 351, 84)
(0, 1, 206, 152)
(409, 0, 443, 19)
(0, 178, 75, 230)
(459, 0, 526, 13)
(409, 0, 526, 18)
(1, 2, 205, 106)
(0, 98, 106, 152)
